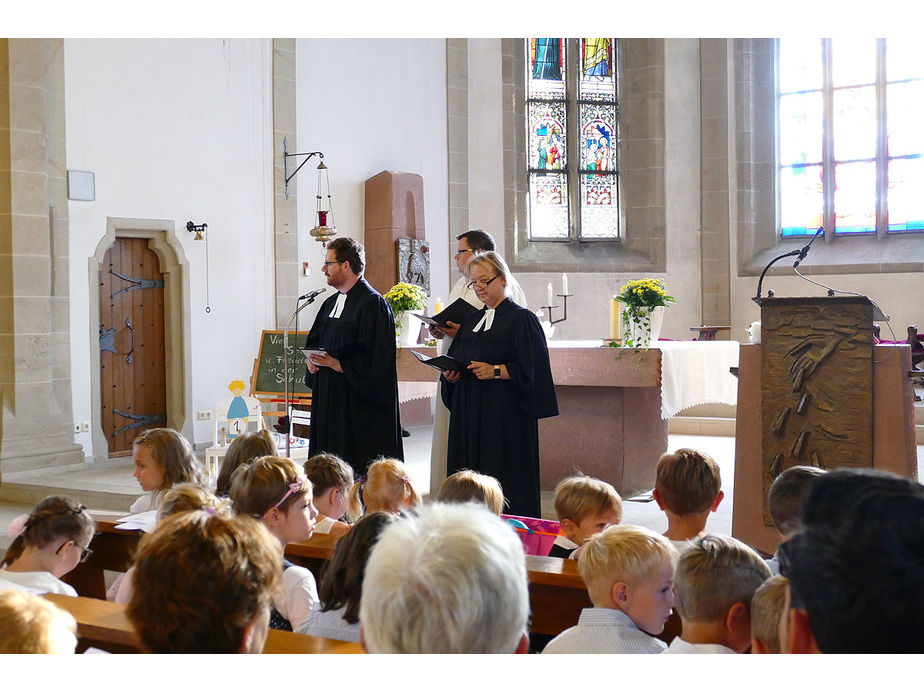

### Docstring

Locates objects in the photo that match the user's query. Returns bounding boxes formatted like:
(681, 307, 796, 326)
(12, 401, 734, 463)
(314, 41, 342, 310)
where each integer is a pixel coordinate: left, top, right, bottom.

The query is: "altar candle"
(547, 282, 554, 306)
(434, 298, 443, 314)
(562, 273, 569, 295)
(610, 296, 622, 340)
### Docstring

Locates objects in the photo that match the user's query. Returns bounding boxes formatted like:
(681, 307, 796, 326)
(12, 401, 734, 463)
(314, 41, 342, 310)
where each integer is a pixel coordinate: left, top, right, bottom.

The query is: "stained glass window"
(778, 39, 924, 237)
(526, 38, 619, 240)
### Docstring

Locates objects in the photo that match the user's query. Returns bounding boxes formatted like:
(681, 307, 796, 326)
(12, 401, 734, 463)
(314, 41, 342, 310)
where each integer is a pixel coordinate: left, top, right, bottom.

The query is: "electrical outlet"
(197, 410, 212, 421)
(74, 421, 81, 434)
(81, 421, 90, 432)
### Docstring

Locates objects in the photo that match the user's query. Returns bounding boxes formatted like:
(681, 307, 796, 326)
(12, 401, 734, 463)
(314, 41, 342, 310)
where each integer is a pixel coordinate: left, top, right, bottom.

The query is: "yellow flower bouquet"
(384, 282, 427, 314)
(613, 278, 675, 349)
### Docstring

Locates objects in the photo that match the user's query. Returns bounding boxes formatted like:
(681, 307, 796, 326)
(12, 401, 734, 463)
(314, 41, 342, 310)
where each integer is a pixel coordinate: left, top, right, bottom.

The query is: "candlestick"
(562, 273, 568, 296)
(434, 298, 443, 314)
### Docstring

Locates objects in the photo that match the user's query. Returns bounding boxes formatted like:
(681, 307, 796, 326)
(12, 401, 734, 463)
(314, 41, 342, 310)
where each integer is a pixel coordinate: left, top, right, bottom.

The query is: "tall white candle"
(562, 273, 569, 295)
(547, 282, 554, 306)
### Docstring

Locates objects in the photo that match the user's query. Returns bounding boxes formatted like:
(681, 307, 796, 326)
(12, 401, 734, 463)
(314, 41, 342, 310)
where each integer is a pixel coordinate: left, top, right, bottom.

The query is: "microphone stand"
(752, 227, 823, 303)
(283, 291, 324, 458)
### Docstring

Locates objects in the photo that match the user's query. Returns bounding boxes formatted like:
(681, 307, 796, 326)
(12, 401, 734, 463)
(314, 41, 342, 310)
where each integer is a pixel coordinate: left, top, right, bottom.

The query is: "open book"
(413, 297, 479, 328)
(410, 350, 469, 373)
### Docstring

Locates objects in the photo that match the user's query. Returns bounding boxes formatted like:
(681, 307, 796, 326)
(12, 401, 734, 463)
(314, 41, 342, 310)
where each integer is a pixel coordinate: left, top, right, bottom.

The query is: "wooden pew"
(43, 593, 364, 654)
(69, 515, 589, 637)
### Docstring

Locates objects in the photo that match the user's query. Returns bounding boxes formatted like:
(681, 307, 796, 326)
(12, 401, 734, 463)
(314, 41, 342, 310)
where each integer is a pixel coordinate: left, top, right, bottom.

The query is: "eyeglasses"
(322, 260, 342, 266)
(467, 275, 501, 290)
(57, 540, 94, 563)
(454, 249, 473, 258)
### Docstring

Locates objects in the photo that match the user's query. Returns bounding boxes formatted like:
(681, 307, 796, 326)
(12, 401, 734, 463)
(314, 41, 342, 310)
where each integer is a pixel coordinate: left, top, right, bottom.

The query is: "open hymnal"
(410, 350, 469, 373)
(413, 297, 479, 328)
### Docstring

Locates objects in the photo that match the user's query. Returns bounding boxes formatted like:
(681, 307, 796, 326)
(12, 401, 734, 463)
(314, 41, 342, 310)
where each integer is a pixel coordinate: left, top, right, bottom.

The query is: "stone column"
(1, 38, 83, 476)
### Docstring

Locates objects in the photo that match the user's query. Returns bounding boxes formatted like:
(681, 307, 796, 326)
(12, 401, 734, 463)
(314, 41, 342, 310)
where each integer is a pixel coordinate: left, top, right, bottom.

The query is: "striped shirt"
(542, 608, 667, 654)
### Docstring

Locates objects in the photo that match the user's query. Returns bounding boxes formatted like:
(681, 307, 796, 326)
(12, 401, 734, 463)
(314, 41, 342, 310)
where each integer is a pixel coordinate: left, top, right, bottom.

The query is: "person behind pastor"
(303, 237, 403, 475)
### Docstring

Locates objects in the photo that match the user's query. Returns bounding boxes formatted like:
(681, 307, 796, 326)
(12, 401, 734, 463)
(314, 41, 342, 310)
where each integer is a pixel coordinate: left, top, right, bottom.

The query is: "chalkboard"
(250, 330, 312, 397)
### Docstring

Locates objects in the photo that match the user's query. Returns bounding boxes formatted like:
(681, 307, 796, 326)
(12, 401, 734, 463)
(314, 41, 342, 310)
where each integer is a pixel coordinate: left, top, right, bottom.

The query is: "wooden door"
(99, 238, 167, 456)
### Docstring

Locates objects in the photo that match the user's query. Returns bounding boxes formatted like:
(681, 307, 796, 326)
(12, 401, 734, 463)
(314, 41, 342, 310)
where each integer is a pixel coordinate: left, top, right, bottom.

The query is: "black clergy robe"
(442, 298, 558, 517)
(304, 278, 403, 474)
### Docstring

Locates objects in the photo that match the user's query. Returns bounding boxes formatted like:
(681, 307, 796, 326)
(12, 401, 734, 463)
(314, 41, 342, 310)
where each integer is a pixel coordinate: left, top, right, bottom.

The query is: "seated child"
(304, 453, 355, 538)
(653, 448, 724, 551)
(549, 474, 622, 559)
(129, 428, 206, 512)
(297, 511, 396, 642)
(230, 456, 319, 632)
(215, 429, 276, 497)
(663, 534, 771, 654)
(766, 465, 825, 574)
(750, 575, 788, 654)
(127, 510, 282, 653)
(436, 469, 505, 515)
(0, 589, 78, 653)
(543, 525, 678, 654)
(0, 495, 96, 596)
(347, 457, 421, 519)
(113, 483, 232, 604)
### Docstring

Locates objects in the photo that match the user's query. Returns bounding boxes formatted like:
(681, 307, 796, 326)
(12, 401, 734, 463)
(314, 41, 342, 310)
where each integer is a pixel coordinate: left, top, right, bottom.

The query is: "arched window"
(778, 39, 923, 238)
(525, 38, 620, 241)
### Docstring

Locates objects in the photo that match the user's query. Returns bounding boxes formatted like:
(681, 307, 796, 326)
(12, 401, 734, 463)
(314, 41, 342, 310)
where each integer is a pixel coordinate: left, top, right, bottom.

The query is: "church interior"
(1, 32, 923, 663)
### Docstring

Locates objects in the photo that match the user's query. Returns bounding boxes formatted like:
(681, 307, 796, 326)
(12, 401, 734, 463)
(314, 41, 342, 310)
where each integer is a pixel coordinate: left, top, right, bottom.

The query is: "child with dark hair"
(127, 511, 282, 653)
(0, 495, 96, 596)
(215, 429, 276, 497)
(297, 511, 396, 642)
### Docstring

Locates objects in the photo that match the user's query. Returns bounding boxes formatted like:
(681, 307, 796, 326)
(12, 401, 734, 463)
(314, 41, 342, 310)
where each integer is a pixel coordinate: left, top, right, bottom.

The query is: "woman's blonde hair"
(466, 251, 511, 294)
(436, 470, 505, 515)
(229, 455, 311, 517)
(347, 458, 420, 519)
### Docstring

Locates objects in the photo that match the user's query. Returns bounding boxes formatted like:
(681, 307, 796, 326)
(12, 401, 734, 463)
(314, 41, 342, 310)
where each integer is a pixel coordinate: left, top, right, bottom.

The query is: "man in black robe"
(303, 237, 403, 474)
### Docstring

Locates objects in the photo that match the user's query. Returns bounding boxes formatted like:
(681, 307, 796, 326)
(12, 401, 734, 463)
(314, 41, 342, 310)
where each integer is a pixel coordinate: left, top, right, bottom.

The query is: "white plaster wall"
(65, 38, 274, 456)
(294, 39, 450, 325)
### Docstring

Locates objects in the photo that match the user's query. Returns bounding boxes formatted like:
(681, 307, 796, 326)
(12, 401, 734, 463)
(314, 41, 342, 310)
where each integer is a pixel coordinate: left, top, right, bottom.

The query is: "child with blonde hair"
(663, 534, 771, 654)
(436, 469, 505, 515)
(347, 457, 421, 518)
(653, 448, 724, 551)
(304, 453, 355, 538)
(113, 483, 232, 604)
(230, 455, 319, 632)
(1, 495, 96, 596)
(549, 474, 622, 559)
(543, 525, 678, 654)
(130, 427, 205, 512)
(0, 590, 78, 653)
(750, 575, 789, 654)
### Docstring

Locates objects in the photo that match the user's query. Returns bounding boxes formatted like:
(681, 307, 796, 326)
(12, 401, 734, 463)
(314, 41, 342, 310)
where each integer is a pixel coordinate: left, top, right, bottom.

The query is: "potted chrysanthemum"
(613, 278, 675, 348)
(384, 282, 427, 347)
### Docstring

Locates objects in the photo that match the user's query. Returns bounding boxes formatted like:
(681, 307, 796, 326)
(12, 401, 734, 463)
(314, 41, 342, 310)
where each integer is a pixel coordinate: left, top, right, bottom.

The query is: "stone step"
(0, 482, 136, 513)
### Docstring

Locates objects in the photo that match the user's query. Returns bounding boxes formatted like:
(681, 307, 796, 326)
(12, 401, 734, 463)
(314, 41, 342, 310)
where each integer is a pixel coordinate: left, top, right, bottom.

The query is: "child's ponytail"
(2, 496, 95, 568)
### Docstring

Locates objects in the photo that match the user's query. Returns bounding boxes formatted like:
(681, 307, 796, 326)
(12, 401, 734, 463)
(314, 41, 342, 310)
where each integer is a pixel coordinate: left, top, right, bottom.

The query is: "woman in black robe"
(441, 252, 558, 517)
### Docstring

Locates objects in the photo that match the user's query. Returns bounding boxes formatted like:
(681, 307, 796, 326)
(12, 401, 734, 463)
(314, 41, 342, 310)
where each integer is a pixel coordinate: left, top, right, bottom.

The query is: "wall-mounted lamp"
(187, 221, 212, 314)
(283, 137, 337, 247)
(186, 221, 208, 241)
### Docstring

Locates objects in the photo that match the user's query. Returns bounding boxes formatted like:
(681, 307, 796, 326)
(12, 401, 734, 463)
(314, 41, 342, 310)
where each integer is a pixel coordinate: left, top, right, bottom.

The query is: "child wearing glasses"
(229, 455, 319, 632)
(0, 495, 96, 596)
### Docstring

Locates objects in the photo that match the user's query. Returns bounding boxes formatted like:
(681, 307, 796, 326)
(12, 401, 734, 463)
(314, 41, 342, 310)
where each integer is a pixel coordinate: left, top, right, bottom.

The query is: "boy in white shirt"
(663, 534, 770, 654)
(543, 525, 678, 654)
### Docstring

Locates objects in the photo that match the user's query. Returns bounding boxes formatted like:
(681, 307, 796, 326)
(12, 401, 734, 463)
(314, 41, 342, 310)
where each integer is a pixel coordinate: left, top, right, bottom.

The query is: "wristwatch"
(494, 365, 501, 379)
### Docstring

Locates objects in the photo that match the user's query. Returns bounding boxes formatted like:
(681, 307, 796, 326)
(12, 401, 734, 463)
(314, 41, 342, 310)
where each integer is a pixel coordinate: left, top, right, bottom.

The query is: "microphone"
(793, 226, 824, 268)
(298, 288, 327, 301)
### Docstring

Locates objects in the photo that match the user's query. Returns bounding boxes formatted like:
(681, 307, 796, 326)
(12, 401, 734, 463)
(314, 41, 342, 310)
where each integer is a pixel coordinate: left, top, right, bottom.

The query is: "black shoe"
(401, 427, 411, 437)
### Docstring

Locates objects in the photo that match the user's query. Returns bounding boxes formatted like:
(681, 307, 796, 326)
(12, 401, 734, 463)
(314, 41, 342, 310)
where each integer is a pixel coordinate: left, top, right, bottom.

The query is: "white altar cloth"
(657, 340, 739, 419)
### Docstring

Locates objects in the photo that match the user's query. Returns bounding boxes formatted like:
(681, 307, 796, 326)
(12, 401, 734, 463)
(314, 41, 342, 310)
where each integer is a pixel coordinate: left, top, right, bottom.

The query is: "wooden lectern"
(733, 295, 917, 554)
